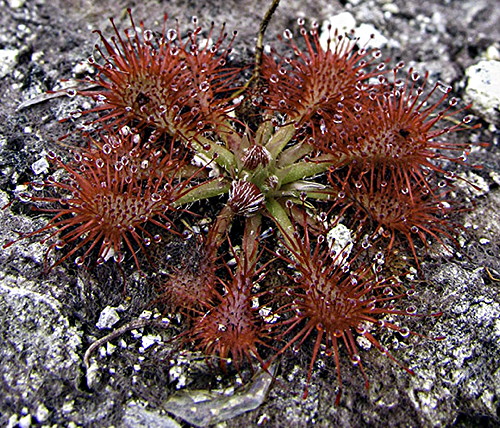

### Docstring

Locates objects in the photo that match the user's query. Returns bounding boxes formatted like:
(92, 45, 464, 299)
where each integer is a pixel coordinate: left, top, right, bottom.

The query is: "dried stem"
(234, 0, 281, 97)
(83, 318, 170, 369)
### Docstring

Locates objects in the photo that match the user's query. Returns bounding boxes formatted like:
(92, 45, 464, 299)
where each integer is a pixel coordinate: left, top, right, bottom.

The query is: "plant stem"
(207, 205, 235, 249)
(265, 197, 295, 246)
(190, 135, 236, 172)
(174, 178, 230, 206)
(277, 141, 314, 167)
(265, 123, 297, 159)
(277, 161, 330, 186)
(242, 214, 262, 268)
(233, 0, 281, 97)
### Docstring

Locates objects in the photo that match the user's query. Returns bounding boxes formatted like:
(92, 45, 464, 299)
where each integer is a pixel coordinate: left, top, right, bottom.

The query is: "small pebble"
(96, 306, 120, 329)
(31, 157, 49, 175)
(18, 413, 32, 427)
(35, 404, 49, 423)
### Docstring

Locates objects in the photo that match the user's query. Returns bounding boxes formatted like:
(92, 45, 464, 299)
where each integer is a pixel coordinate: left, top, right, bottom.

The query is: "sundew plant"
(4, 0, 484, 405)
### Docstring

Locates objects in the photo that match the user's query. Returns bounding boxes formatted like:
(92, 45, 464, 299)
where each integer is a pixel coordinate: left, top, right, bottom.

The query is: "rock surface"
(0, 0, 499, 427)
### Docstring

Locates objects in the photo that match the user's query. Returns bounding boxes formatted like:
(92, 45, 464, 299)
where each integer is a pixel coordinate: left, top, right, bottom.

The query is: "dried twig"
(83, 318, 170, 369)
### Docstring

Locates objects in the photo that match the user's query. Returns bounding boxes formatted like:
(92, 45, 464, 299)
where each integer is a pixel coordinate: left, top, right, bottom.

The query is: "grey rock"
(0, 280, 82, 425)
(123, 402, 182, 428)
(163, 366, 275, 427)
